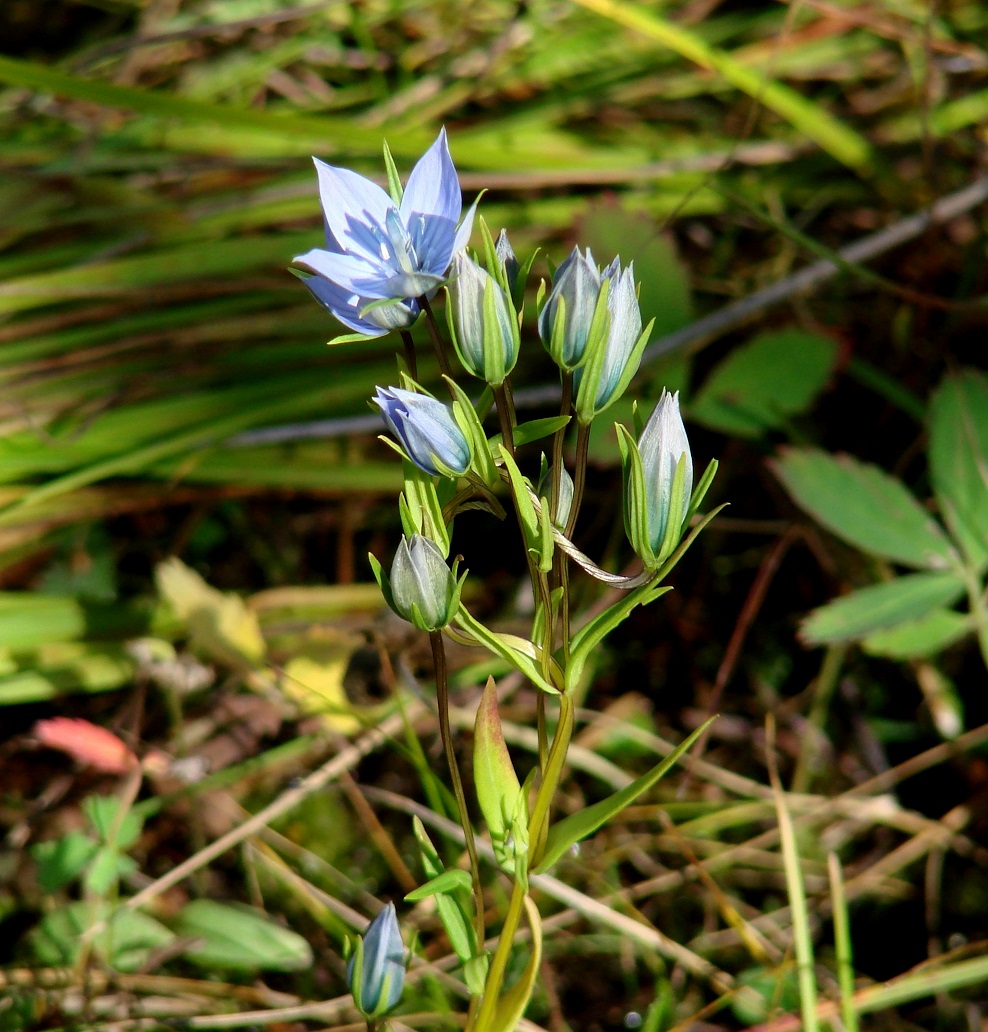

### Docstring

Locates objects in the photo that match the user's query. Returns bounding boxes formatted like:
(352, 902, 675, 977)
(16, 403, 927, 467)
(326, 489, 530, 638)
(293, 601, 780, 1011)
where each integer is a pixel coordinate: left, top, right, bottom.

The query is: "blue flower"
(294, 129, 478, 336)
(373, 386, 471, 477)
(347, 903, 406, 1017)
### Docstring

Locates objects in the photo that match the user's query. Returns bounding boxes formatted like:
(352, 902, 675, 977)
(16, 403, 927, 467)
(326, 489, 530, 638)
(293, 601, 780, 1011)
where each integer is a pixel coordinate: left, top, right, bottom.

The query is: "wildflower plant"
(293, 129, 724, 1031)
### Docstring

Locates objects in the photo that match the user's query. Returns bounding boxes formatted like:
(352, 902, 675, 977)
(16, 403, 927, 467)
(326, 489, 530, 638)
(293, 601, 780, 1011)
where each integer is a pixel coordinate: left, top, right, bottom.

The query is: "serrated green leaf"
(862, 609, 972, 659)
(773, 448, 955, 569)
(801, 572, 966, 645)
(691, 329, 838, 436)
(929, 370, 988, 571)
(175, 900, 313, 972)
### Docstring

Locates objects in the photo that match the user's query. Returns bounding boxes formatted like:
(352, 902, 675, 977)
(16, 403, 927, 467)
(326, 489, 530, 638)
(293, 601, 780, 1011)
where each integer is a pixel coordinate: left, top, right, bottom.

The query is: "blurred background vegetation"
(1, 0, 988, 1029)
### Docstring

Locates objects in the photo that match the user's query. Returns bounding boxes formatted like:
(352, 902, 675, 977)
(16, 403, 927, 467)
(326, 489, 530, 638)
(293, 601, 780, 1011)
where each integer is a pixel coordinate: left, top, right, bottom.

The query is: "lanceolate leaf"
(862, 609, 972, 660)
(800, 572, 966, 646)
(175, 901, 313, 972)
(772, 448, 955, 570)
(533, 720, 712, 874)
(929, 370, 988, 572)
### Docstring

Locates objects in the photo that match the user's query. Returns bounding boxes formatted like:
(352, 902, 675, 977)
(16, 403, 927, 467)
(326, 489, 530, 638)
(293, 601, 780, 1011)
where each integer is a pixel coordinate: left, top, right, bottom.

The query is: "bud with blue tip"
(445, 252, 520, 387)
(538, 247, 603, 372)
(370, 534, 464, 632)
(617, 390, 693, 570)
(346, 902, 407, 1018)
(573, 258, 653, 423)
(373, 386, 471, 478)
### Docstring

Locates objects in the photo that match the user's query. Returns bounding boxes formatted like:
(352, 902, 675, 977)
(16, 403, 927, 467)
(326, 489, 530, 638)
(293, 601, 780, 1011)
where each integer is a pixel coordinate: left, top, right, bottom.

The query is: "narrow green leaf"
(512, 416, 571, 448)
(405, 869, 473, 901)
(772, 448, 955, 570)
(801, 572, 966, 646)
(534, 720, 712, 874)
(929, 370, 988, 571)
(569, 0, 876, 176)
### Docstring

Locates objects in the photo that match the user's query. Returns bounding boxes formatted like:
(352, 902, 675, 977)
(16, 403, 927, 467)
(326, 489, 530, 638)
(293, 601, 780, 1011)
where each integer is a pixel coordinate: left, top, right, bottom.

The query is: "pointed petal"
(294, 247, 395, 299)
(313, 158, 394, 253)
(451, 194, 480, 257)
(300, 275, 388, 335)
(401, 128, 460, 223)
(407, 212, 458, 275)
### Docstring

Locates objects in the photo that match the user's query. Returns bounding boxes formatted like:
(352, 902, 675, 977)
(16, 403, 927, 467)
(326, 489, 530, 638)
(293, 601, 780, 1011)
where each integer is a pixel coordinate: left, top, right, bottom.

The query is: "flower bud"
(389, 534, 460, 631)
(495, 230, 519, 294)
(446, 253, 519, 386)
(574, 259, 651, 422)
(373, 386, 471, 477)
(618, 390, 693, 569)
(347, 902, 406, 1018)
(538, 247, 602, 371)
(536, 463, 574, 530)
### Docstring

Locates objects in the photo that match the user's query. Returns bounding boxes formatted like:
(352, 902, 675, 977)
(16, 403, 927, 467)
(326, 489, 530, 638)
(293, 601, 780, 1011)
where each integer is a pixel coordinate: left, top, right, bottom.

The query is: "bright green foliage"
(691, 329, 839, 437)
(176, 901, 314, 973)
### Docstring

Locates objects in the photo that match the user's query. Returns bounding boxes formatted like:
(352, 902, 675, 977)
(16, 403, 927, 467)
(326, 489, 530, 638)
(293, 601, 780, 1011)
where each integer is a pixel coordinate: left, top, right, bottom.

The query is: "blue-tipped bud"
(574, 258, 651, 423)
(347, 902, 406, 1018)
(387, 534, 461, 631)
(495, 230, 519, 294)
(446, 252, 519, 386)
(538, 247, 602, 371)
(617, 390, 693, 569)
(373, 386, 471, 477)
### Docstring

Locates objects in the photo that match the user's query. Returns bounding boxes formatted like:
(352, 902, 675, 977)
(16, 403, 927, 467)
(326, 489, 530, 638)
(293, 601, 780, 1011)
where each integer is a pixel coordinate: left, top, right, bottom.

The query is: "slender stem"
(563, 420, 591, 541)
(430, 631, 485, 952)
(470, 877, 528, 1032)
(419, 296, 453, 380)
(492, 382, 515, 457)
(536, 695, 548, 770)
(528, 693, 575, 866)
(550, 373, 573, 527)
(399, 329, 418, 381)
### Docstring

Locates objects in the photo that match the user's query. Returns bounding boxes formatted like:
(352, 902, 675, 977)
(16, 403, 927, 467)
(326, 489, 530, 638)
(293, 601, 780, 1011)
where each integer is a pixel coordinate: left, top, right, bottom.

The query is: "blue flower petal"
(313, 159, 394, 255)
(407, 212, 458, 276)
(301, 274, 417, 335)
(401, 128, 460, 224)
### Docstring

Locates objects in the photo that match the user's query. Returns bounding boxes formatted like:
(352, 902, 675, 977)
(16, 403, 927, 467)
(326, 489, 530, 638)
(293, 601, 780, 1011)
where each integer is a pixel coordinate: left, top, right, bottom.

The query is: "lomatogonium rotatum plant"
(293, 129, 723, 1032)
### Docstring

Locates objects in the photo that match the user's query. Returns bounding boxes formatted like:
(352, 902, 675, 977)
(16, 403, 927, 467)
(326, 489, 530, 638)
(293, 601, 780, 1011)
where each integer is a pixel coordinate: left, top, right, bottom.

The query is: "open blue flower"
(294, 129, 477, 336)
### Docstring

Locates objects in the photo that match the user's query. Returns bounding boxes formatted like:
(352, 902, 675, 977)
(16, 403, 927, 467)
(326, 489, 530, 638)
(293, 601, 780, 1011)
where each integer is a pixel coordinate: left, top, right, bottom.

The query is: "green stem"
(563, 420, 592, 541)
(399, 329, 418, 381)
(528, 693, 575, 867)
(550, 373, 573, 527)
(492, 381, 516, 457)
(430, 631, 485, 952)
(419, 296, 453, 381)
(470, 876, 528, 1032)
